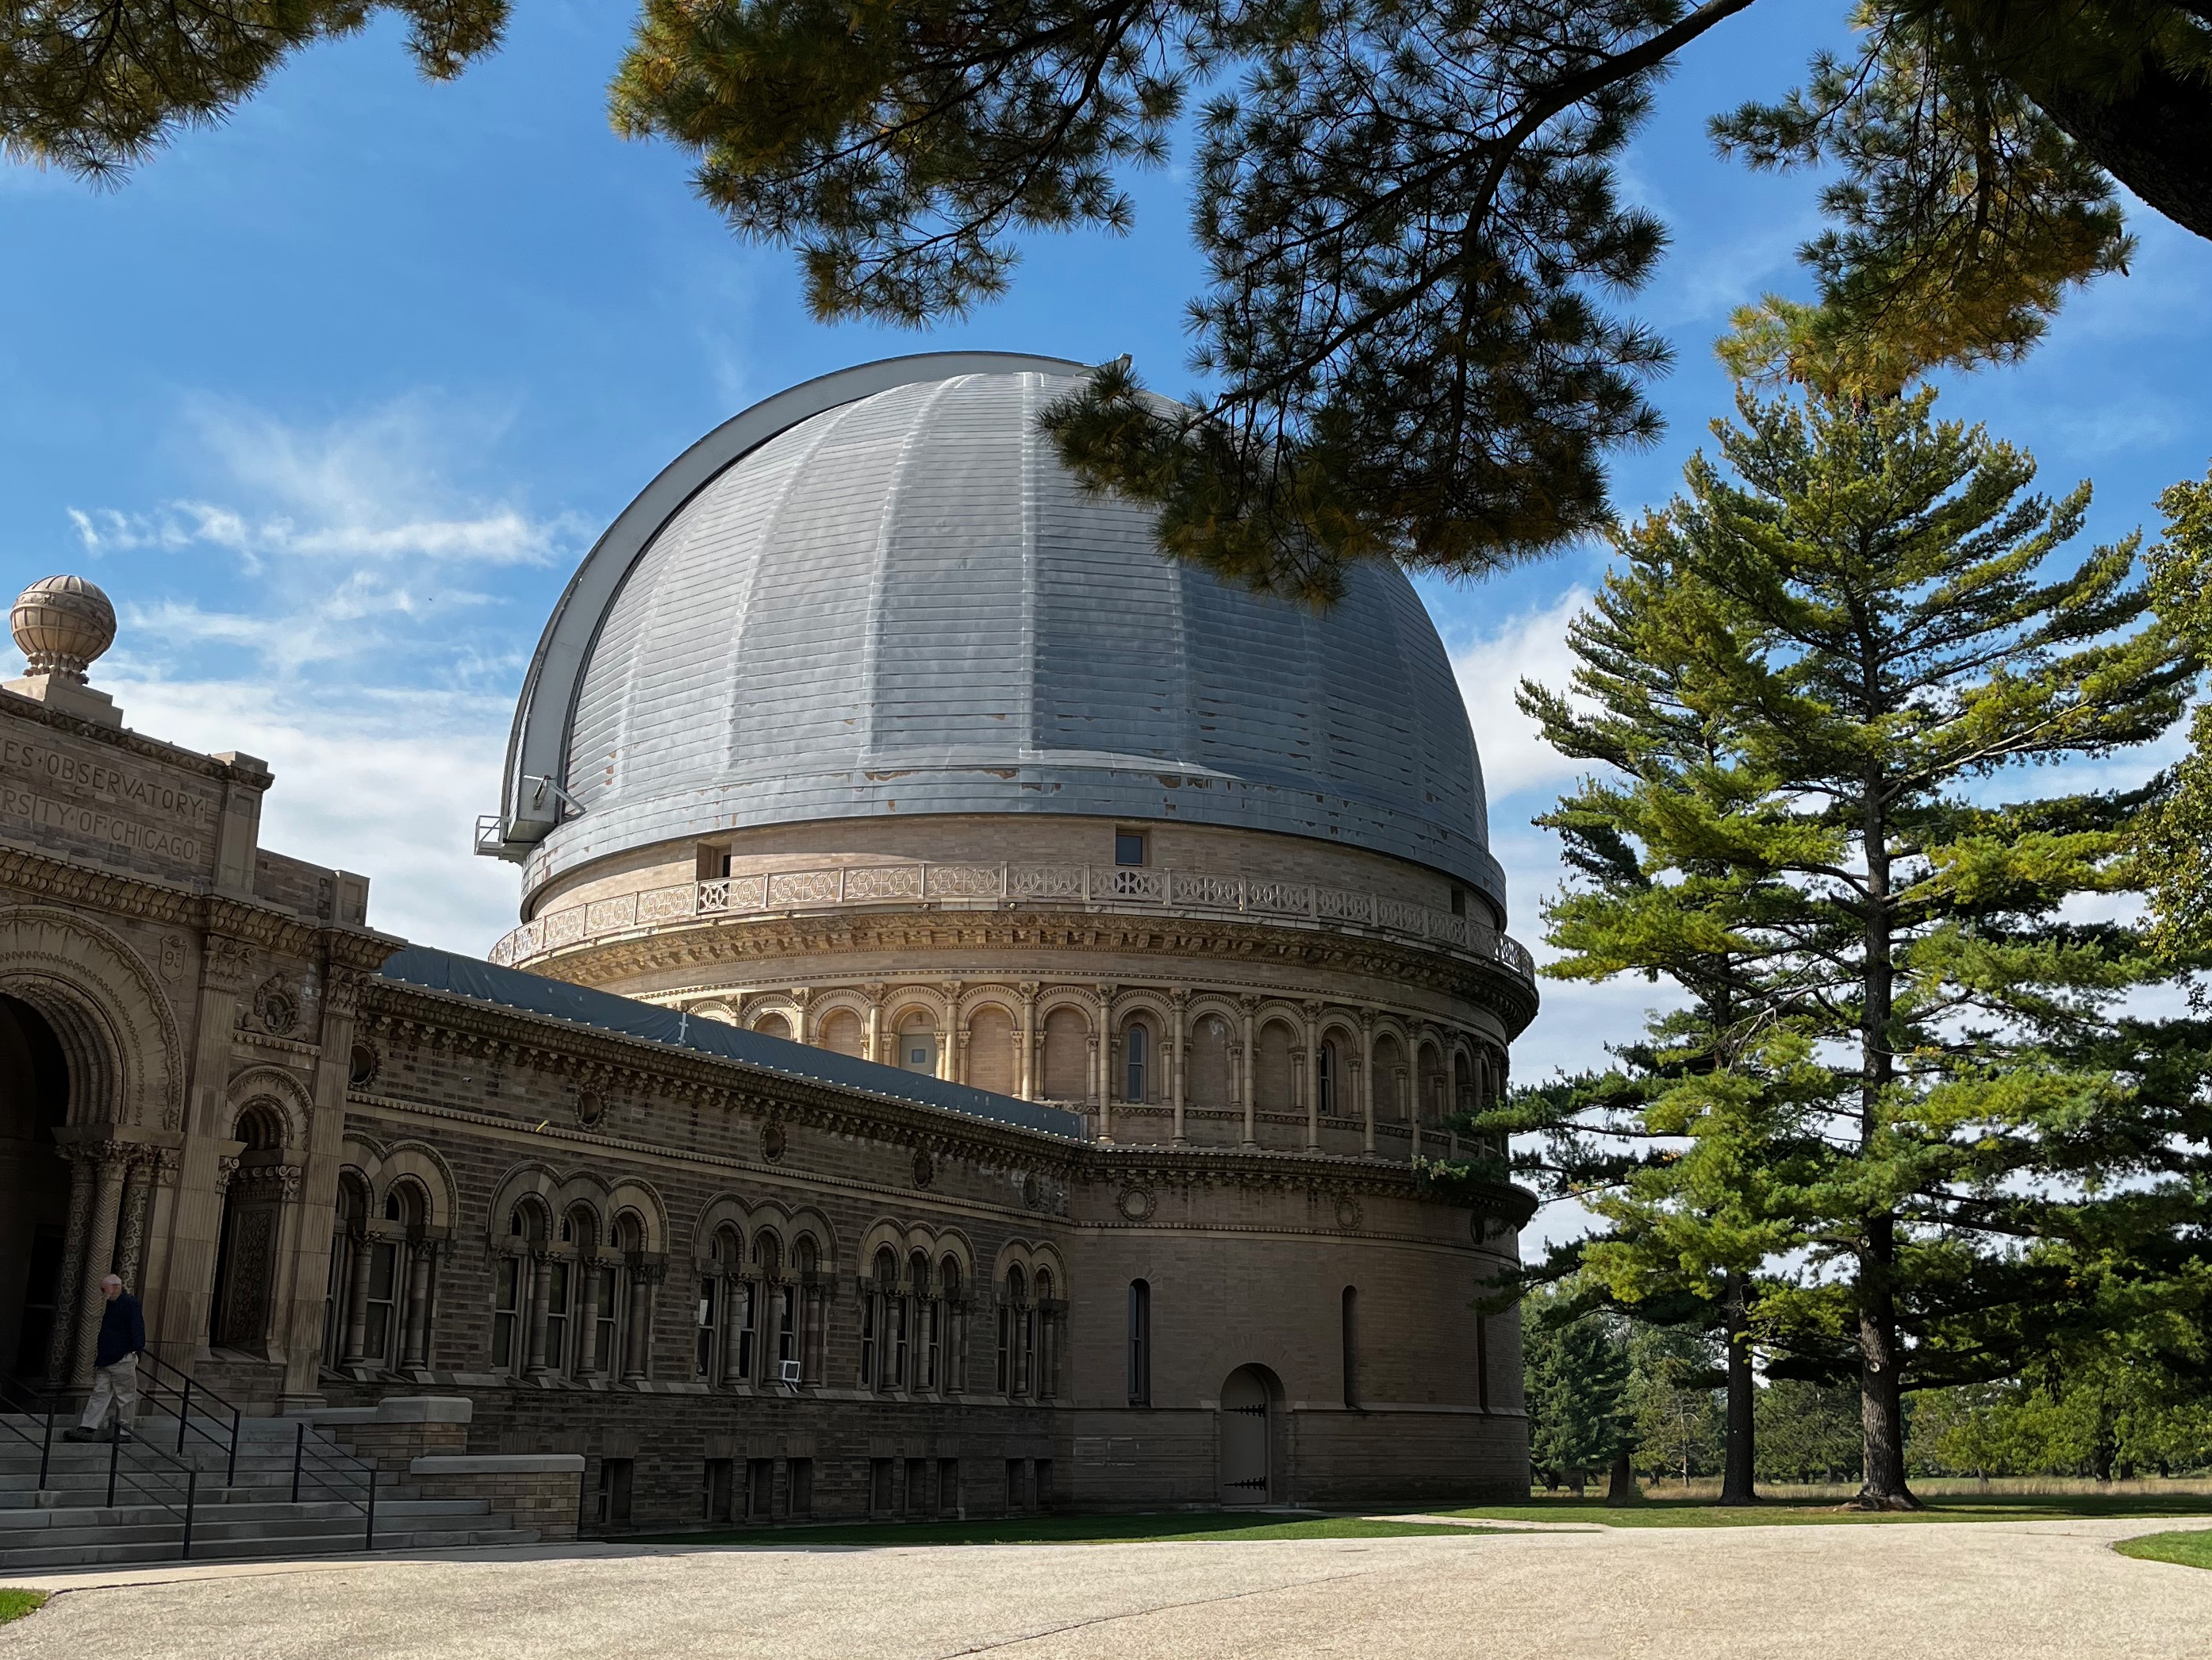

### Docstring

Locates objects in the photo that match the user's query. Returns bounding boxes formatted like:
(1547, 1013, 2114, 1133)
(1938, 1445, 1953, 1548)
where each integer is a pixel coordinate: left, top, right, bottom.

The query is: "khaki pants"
(79, 1354, 138, 1433)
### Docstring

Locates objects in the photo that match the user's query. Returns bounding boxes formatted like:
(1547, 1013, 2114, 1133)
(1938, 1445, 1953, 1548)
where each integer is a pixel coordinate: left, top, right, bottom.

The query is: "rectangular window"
(777, 1285, 797, 1370)
(747, 1458, 774, 1520)
(859, 1288, 878, 1385)
(543, 1259, 571, 1372)
(1006, 1458, 1026, 1513)
(595, 1266, 620, 1380)
(789, 1458, 814, 1516)
(1016, 1308, 1035, 1397)
(1114, 829, 1147, 867)
(735, 1281, 757, 1380)
(870, 1457, 893, 1516)
(597, 1458, 634, 1527)
(364, 1240, 399, 1366)
(904, 1457, 929, 1516)
(1342, 1285, 1360, 1410)
(695, 1278, 717, 1380)
(891, 1294, 909, 1389)
(996, 1306, 1010, 1394)
(704, 1458, 734, 1524)
(492, 1256, 520, 1372)
(936, 1458, 960, 1517)
(1127, 1280, 1150, 1406)
(923, 1299, 940, 1392)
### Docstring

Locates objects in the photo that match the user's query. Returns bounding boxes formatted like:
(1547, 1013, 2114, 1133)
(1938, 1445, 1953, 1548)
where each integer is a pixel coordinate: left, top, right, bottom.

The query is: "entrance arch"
(0, 994, 69, 1378)
(1219, 1364, 1279, 1505)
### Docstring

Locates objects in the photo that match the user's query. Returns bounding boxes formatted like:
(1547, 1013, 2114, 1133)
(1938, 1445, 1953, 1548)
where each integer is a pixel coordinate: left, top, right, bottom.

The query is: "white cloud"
(1449, 586, 1592, 805)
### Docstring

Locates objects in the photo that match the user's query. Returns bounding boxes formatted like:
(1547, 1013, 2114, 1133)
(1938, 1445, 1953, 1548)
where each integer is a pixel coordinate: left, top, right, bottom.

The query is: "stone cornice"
(533, 909, 1538, 1035)
(0, 833, 403, 965)
(0, 685, 272, 785)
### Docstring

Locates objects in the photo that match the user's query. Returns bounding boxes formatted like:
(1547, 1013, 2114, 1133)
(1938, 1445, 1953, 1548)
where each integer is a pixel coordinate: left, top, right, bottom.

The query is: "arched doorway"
(209, 1105, 286, 1353)
(1219, 1365, 1275, 1505)
(0, 994, 70, 1378)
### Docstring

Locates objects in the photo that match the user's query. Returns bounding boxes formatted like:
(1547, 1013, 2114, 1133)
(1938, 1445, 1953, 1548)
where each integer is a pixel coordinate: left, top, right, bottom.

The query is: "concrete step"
(0, 1496, 486, 1537)
(0, 1525, 540, 1571)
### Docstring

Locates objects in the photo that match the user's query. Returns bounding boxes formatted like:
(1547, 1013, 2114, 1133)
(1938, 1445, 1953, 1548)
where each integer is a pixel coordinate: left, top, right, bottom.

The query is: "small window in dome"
(1114, 830, 1148, 867)
(1450, 887, 1467, 917)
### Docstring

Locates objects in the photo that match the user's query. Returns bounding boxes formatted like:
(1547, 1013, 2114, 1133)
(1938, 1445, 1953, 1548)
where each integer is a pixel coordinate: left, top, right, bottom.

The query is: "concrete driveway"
(3, 1516, 2206, 1660)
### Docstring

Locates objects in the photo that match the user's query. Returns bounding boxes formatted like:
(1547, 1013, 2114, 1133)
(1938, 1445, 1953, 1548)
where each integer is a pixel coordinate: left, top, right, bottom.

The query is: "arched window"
(1189, 1016, 1231, 1108)
(1127, 1280, 1151, 1407)
(793, 1234, 824, 1384)
(936, 1255, 964, 1393)
(1318, 1040, 1339, 1116)
(754, 1012, 793, 1040)
(1123, 1021, 1150, 1103)
(1254, 1020, 1296, 1109)
(1342, 1286, 1359, 1409)
(912, 1249, 937, 1390)
(1034, 1268, 1058, 1400)
(1373, 1034, 1408, 1120)
(897, 1016, 938, 1075)
(870, 1246, 902, 1389)
(967, 1006, 1017, 1095)
(1006, 1266, 1032, 1397)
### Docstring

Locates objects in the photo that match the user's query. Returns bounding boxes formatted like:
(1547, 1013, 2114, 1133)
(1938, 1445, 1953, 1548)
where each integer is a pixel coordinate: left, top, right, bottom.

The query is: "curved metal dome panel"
(518, 359, 1502, 909)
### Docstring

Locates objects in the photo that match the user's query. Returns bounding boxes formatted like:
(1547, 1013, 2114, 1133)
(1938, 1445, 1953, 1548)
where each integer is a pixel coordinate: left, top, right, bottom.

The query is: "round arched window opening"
(348, 1043, 379, 1088)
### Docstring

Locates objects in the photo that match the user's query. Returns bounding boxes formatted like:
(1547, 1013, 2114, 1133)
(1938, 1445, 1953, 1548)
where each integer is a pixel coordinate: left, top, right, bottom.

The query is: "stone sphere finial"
(11, 574, 117, 684)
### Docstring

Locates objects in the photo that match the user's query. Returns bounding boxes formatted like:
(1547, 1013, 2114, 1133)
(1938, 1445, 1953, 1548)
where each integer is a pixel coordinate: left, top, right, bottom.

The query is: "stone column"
(1359, 1013, 1377, 1158)
(1169, 990, 1189, 1146)
(1302, 1002, 1323, 1150)
(937, 984, 961, 1082)
(47, 1148, 96, 1386)
(1238, 997, 1258, 1149)
(864, 986, 885, 1064)
(340, 1221, 374, 1366)
(1092, 984, 1113, 1143)
(115, 1155, 154, 1291)
(71, 1148, 129, 1383)
(524, 1250, 554, 1378)
(1017, 983, 1039, 1101)
(721, 1274, 748, 1385)
(576, 1260, 605, 1379)
(622, 1267, 656, 1383)
(401, 1243, 434, 1370)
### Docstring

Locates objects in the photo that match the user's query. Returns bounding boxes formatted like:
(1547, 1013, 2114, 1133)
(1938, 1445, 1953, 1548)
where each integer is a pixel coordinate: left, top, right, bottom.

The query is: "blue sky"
(6, 2, 2210, 1100)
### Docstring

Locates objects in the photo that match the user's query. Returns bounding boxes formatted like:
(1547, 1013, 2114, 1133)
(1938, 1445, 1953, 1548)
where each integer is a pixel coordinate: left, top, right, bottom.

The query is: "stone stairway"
(0, 1412, 541, 1570)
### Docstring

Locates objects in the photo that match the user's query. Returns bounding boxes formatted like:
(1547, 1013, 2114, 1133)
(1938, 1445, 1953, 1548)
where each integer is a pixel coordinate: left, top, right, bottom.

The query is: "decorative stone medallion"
(1334, 1194, 1362, 1230)
(912, 1149, 935, 1189)
(761, 1120, 788, 1162)
(1116, 1185, 1156, 1223)
(252, 976, 298, 1037)
(159, 933, 186, 982)
(1021, 1171, 1043, 1211)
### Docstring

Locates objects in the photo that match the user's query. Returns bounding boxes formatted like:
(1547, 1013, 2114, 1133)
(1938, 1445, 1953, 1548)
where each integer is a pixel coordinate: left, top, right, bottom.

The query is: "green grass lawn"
(2114, 1530, 2212, 1569)
(0, 1589, 47, 1626)
(1442, 1493, 2212, 1528)
(634, 1512, 1503, 1549)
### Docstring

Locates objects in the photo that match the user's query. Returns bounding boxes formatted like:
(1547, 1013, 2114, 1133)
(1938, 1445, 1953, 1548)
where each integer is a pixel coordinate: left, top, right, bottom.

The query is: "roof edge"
(487, 351, 1093, 871)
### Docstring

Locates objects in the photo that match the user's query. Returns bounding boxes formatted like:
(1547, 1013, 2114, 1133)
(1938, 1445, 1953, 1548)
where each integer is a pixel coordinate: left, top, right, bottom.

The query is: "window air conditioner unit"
(779, 1359, 802, 1389)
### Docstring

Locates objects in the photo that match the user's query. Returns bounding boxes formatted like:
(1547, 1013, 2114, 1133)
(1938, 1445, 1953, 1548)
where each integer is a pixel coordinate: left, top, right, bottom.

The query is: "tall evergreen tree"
(1521, 1286, 1632, 1493)
(1515, 375, 2192, 1507)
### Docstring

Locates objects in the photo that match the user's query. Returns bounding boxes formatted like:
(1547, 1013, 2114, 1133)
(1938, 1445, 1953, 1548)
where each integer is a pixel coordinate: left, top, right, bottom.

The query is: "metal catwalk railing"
(492, 862, 1538, 981)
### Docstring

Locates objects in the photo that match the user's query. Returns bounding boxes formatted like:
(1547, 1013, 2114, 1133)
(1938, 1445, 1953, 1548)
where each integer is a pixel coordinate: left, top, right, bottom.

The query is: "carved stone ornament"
(761, 1120, 788, 1163)
(1334, 1194, 1363, 1231)
(207, 936, 257, 993)
(912, 1149, 935, 1189)
(1117, 1185, 1156, 1223)
(159, 934, 186, 983)
(253, 976, 299, 1037)
(1021, 1171, 1043, 1210)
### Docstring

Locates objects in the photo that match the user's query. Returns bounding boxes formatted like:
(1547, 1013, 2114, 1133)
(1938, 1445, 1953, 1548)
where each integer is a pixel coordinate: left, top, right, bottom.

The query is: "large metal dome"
(490, 354, 1502, 912)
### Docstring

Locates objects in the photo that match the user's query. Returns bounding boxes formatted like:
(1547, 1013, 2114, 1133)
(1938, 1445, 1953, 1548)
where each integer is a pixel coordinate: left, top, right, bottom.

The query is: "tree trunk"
(1719, 1270, 1758, 1505)
(1604, 1448, 1642, 1506)
(1852, 1216, 1917, 1509)
(1850, 774, 1918, 1512)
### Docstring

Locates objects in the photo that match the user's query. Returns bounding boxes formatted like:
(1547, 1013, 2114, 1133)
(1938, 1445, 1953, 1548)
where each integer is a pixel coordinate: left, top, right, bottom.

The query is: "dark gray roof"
(375, 944, 1089, 1142)
(493, 354, 1503, 916)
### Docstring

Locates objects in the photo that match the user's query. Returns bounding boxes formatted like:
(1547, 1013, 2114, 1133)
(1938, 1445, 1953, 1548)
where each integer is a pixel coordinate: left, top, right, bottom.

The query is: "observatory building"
(0, 353, 1535, 1537)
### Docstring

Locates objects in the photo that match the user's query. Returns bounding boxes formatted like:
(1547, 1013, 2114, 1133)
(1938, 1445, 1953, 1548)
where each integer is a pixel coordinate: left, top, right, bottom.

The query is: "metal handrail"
(133, 1349, 242, 1489)
(286, 1419, 382, 1551)
(491, 859, 1542, 981)
(0, 1370, 201, 1558)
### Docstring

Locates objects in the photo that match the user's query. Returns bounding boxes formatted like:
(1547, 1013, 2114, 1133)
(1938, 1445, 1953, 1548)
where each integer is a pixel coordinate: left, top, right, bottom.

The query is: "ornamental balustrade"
(491, 863, 1538, 983)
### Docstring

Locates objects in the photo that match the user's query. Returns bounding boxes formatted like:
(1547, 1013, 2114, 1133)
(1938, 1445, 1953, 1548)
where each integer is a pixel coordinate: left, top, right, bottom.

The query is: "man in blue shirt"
(63, 1274, 143, 1443)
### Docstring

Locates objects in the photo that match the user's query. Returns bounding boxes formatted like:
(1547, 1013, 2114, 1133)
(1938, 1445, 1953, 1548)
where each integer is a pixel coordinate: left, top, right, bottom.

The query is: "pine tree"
(1521, 1286, 1632, 1494)
(1517, 373, 2193, 1507)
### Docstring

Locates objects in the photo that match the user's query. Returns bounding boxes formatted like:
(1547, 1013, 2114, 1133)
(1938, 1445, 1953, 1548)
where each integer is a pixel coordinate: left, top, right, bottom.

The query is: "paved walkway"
(4, 1516, 2208, 1659)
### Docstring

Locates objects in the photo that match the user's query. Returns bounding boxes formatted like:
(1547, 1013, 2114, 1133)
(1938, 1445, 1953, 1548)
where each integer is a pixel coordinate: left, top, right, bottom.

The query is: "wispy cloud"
(1450, 586, 1592, 805)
